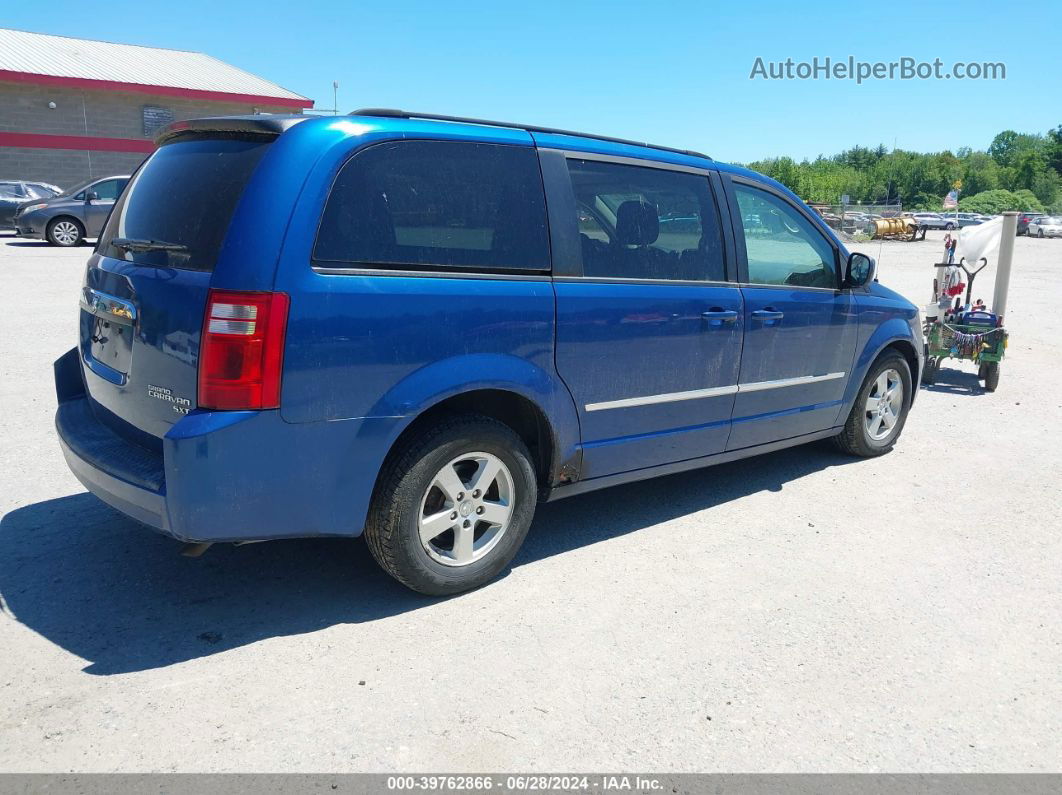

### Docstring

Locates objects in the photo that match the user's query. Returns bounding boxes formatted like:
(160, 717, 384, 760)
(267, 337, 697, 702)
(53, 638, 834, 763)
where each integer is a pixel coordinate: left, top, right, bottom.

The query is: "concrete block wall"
(0, 149, 145, 190)
(0, 81, 301, 189)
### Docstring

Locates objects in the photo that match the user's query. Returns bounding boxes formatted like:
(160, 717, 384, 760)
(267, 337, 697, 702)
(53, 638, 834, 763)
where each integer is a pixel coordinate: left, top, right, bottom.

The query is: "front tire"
(1038, 229, 1045, 238)
(834, 351, 913, 457)
(47, 217, 84, 247)
(983, 362, 1000, 392)
(364, 414, 537, 596)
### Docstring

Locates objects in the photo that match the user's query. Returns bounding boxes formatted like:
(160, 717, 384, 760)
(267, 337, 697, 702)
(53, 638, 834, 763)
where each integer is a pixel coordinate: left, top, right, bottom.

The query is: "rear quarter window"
(314, 140, 550, 272)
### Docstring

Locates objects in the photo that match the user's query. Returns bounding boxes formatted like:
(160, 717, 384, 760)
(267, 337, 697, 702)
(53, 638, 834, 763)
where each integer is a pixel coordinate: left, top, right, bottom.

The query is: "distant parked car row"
(904, 212, 993, 230)
(1016, 212, 1062, 237)
(812, 206, 1054, 237)
(907, 211, 1061, 236)
(9, 175, 130, 246)
(822, 210, 996, 234)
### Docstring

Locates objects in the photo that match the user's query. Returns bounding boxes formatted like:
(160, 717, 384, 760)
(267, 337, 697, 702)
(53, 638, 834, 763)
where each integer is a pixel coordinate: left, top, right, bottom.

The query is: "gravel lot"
(1, 230, 1060, 773)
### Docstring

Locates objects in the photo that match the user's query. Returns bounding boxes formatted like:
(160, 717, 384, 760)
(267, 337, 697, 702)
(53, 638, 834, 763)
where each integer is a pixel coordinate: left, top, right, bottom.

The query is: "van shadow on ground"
(0, 443, 860, 676)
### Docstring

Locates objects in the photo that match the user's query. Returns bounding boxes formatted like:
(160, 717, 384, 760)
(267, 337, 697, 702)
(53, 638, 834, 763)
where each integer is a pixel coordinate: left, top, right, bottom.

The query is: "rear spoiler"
(155, 115, 310, 146)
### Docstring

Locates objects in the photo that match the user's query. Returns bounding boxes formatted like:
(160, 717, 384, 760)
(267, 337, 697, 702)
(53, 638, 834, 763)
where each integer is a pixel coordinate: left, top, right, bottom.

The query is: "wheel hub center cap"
(459, 500, 475, 517)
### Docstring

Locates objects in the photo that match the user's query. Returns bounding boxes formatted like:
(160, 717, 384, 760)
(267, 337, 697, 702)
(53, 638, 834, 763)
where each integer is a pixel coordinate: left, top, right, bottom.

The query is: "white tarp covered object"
(956, 216, 1004, 267)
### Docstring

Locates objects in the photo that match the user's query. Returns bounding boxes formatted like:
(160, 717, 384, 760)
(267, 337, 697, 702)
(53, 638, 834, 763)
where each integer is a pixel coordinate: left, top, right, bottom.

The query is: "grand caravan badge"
(147, 384, 192, 414)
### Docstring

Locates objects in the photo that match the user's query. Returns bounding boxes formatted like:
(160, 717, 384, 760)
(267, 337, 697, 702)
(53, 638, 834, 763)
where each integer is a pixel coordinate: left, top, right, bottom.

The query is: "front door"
(549, 154, 743, 479)
(83, 178, 126, 236)
(725, 178, 857, 449)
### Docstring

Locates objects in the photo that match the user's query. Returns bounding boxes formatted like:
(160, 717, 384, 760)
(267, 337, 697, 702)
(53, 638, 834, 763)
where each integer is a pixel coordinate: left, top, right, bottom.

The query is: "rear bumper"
(58, 410, 170, 534)
(54, 347, 397, 543)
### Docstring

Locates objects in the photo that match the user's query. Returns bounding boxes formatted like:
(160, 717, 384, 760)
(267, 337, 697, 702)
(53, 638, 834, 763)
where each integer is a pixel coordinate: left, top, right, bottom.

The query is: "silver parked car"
(0, 180, 62, 229)
(1027, 216, 1062, 238)
(13, 175, 130, 246)
(952, 212, 983, 228)
(912, 212, 956, 230)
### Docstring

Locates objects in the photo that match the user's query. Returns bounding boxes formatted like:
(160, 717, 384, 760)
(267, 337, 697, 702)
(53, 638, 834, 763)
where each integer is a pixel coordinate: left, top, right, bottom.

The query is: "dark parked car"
(1017, 213, 1045, 236)
(55, 111, 921, 595)
(13, 175, 129, 246)
(0, 180, 62, 228)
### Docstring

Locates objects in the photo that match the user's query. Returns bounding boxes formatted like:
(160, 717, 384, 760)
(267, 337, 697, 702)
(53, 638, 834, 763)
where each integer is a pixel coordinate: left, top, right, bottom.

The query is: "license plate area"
(88, 314, 133, 374)
(80, 288, 137, 384)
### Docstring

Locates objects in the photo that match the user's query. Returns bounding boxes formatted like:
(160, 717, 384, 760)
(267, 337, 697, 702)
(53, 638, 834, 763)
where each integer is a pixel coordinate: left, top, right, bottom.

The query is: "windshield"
(97, 137, 271, 271)
(57, 178, 97, 198)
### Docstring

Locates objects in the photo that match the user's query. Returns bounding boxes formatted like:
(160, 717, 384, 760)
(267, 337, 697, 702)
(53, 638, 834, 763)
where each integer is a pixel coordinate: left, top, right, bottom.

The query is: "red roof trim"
(0, 69, 314, 109)
(0, 131, 157, 153)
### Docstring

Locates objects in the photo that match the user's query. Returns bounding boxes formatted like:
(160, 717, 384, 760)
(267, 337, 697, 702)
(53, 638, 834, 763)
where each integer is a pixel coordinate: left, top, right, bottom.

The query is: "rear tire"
(834, 351, 913, 457)
(47, 217, 84, 247)
(983, 362, 1000, 392)
(922, 357, 938, 385)
(364, 413, 537, 596)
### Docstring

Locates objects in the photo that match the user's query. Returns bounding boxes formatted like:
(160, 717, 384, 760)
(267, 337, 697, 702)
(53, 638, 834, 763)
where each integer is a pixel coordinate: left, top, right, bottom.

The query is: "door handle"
(701, 309, 738, 328)
(751, 308, 784, 326)
(80, 286, 137, 325)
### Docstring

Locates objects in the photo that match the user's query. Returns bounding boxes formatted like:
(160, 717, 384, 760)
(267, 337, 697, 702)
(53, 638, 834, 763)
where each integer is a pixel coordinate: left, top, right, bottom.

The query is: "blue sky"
(4, 0, 1058, 163)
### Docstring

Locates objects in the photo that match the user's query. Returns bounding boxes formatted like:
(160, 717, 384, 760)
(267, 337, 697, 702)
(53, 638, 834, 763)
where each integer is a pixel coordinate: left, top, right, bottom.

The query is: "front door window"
(734, 185, 838, 289)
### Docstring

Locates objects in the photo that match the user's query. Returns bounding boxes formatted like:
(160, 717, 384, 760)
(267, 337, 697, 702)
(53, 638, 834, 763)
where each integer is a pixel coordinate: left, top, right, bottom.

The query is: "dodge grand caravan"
(55, 110, 922, 595)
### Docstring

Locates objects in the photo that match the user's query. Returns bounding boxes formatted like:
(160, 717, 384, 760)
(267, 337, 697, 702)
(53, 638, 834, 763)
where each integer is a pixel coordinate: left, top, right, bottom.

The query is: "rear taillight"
(198, 290, 289, 410)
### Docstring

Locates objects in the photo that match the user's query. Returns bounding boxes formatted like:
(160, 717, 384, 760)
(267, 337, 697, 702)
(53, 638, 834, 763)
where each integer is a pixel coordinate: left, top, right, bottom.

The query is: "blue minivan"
(55, 110, 922, 595)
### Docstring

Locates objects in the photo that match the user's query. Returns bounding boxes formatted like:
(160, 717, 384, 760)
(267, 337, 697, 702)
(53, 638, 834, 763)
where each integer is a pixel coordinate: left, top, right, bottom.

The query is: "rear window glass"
(314, 140, 550, 272)
(98, 138, 270, 271)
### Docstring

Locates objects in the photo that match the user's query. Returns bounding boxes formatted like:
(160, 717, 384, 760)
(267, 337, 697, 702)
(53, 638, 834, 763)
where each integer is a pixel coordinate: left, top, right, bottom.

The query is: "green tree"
(1030, 169, 1060, 206)
(1012, 149, 1047, 192)
(988, 130, 1043, 167)
(957, 189, 1019, 213)
(739, 126, 1059, 210)
(1013, 189, 1045, 212)
(961, 152, 1000, 195)
(988, 130, 1021, 166)
(1045, 125, 1062, 175)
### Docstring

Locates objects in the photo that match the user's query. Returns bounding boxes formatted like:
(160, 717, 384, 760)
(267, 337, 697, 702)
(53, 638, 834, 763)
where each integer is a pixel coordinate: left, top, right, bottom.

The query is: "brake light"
(198, 290, 289, 410)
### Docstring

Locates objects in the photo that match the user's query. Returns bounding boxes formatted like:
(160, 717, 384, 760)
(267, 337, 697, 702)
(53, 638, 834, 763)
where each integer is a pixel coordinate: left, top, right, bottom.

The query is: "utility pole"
(333, 81, 339, 115)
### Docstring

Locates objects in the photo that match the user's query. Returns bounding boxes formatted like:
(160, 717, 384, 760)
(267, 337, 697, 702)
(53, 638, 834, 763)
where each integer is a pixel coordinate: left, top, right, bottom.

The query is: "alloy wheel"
(51, 221, 80, 245)
(864, 368, 903, 441)
(418, 452, 514, 567)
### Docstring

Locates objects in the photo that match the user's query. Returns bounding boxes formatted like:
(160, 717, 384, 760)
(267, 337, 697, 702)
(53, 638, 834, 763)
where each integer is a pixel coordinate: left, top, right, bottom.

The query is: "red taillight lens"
(198, 290, 289, 410)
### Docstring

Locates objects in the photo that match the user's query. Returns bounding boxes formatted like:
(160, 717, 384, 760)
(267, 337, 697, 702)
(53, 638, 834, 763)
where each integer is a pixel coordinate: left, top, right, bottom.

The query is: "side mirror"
(845, 252, 876, 288)
(85, 191, 99, 203)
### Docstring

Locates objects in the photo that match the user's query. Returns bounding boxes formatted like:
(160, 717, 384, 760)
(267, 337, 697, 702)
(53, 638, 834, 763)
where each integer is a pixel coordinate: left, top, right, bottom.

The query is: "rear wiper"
(110, 237, 189, 253)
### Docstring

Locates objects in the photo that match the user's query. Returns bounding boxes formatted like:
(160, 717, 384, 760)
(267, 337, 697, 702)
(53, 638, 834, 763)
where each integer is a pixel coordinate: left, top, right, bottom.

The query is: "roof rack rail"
(349, 108, 711, 160)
